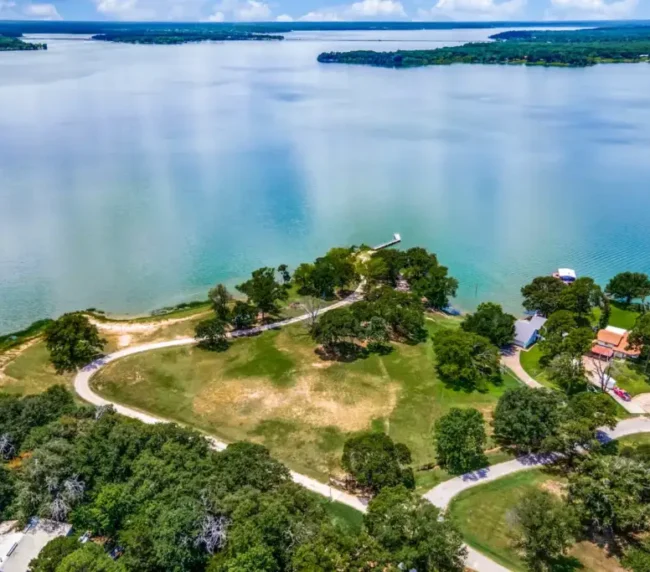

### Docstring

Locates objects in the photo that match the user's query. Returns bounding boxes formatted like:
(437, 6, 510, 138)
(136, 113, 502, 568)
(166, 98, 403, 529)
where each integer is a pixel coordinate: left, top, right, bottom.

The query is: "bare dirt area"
(193, 372, 399, 433)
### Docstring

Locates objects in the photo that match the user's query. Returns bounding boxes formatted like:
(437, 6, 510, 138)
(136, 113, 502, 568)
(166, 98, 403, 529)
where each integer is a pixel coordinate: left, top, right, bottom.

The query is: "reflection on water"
(1, 30, 650, 333)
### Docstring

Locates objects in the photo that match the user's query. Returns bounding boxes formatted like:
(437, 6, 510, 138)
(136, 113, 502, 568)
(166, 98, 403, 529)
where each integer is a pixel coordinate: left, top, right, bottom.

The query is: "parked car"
(613, 387, 632, 402)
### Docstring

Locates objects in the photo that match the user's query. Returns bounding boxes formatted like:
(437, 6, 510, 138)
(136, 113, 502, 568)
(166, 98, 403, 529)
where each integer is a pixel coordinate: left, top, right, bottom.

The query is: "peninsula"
(0, 34, 47, 51)
(317, 25, 650, 68)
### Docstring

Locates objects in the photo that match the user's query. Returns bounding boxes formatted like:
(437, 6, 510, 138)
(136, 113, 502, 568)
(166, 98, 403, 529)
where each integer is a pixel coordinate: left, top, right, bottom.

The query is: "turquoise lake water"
(1, 29, 650, 333)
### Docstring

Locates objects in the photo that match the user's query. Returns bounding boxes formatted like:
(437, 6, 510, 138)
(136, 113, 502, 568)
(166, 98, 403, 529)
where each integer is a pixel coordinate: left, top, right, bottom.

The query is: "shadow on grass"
(315, 342, 394, 363)
(439, 373, 505, 394)
(548, 555, 583, 572)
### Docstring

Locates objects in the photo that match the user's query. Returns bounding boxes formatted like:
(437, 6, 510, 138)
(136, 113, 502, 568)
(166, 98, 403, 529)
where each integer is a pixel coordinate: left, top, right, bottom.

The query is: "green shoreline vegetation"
(317, 25, 650, 68)
(0, 35, 47, 51)
(91, 29, 284, 45)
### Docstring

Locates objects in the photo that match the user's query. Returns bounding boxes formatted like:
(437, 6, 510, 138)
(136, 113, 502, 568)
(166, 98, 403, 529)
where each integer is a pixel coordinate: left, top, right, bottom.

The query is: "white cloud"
(23, 3, 62, 19)
(205, 10, 225, 20)
(0, 0, 63, 19)
(235, 0, 271, 19)
(94, 0, 144, 19)
(348, 0, 406, 17)
(417, 0, 526, 20)
(547, 0, 637, 19)
(300, 9, 343, 20)
(275, 13, 294, 21)
(204, 0, 272, 21)
(299, 0, 406, 21)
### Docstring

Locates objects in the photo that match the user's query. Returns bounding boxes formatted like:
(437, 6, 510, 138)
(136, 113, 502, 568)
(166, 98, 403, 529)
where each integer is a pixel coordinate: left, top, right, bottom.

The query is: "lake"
(1, 29, 650, 333)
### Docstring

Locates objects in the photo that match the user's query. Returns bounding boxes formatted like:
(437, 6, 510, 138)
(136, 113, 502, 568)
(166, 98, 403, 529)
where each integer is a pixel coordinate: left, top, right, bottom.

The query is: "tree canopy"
(364, 485, 466, 572)
(492, 387, 564, 453)
(606, 272, 650, 305)
(461, 302, 516, 347)
(341, 432, 414, 494)
(236, 267, 288, 320)
(45, 314, 106, 373)
(432, 329, 501, 390)
(511, 489, 578, 572)
(434, 408, 487, 474)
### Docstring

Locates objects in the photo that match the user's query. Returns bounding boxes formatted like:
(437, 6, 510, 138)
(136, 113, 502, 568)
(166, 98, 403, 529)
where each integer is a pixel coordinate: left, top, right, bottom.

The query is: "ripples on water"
(1, 29, 650, 332)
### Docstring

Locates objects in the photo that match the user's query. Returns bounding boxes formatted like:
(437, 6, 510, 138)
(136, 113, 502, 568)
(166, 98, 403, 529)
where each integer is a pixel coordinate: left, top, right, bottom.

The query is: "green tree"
(559, 277, 602, 324)
(434, 408, 487, 474)
(569, 456, 650, 536)
(230, 301, 257, 330)
(364, 485, 466, 572)
(542, 392, 616, 463)
(55, 542, 124, 572)
(539, 310, 593, 364)
(312, 308, 360, 350)
(372, 249, 406, 286)
(629, 313, 650, 373)
(546, 353, 588, 395)
(293, 263, 315, 295)
(461, 302, 516, 347)
(341, 433, 413, 494)
(363, 316, 391, 353)
(492, 387, 564, 453)
(404, 249, 458, 310)
(208, 284, 232, 322)
(521, 276, 566, 317)
(195, 318, 229, 351)
(511, 489, 578, 572)
(213, 442, 290, 492)
(28, 536, 79, 572)
(277, 264, 291, 285)
(606, 272, 650, 305)
(45, 314, 105, 373)
(0, 465, 15, 520)
(236, 267, 288, 320)
(432, 330, 500, 390)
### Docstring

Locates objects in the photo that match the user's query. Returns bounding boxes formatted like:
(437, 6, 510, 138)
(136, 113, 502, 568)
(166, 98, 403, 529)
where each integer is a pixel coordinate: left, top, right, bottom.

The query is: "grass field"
(92, 316, 521, 485)
(449, 469, 626, 572)
(611, 360, 650, 397)
(519, 345, 553, 388)
(0, 341, 72, 395)
(601, 302, 643, 331)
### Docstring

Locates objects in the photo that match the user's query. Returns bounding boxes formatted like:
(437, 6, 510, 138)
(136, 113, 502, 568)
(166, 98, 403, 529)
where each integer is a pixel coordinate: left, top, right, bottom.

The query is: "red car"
(613, 387, 632, 402)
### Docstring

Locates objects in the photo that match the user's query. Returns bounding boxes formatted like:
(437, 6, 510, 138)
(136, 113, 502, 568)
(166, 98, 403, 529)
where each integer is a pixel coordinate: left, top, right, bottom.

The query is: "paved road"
(500, 347, 543, 389)
(424, 415, 650, 510)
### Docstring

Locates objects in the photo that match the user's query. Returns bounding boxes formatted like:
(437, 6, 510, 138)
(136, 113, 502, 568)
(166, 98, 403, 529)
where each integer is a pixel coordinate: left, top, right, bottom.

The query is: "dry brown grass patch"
(193, 371, 399, 433)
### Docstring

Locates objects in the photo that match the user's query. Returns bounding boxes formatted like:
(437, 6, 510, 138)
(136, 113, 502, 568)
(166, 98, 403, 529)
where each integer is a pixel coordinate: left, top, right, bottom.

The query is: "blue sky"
(0, 0, 647, 23)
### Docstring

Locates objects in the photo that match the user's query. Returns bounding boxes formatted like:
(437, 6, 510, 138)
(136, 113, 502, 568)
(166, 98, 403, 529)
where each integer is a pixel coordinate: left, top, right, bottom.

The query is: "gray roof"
(514, 320, 539, 346)
(528, 315, 547, 331)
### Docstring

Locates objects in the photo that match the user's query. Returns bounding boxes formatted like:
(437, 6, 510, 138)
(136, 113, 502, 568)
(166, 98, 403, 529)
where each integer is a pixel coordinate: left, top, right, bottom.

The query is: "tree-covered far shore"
(317, 25, 650, 68)
(0, 35, 47, 51)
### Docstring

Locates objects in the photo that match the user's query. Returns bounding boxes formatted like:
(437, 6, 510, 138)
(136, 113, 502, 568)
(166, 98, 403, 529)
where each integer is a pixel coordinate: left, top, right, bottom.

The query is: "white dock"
(373, 233, 401, 251)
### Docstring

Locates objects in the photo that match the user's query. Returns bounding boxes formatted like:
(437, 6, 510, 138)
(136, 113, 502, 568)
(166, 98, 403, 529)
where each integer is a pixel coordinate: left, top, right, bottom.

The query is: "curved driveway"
(74, 294, 650, 572)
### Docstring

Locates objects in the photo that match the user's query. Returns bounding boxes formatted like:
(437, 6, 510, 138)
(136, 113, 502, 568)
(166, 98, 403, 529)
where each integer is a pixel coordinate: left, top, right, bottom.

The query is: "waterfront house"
(514, 315, 547, 349)
(592, 326, 641, 360)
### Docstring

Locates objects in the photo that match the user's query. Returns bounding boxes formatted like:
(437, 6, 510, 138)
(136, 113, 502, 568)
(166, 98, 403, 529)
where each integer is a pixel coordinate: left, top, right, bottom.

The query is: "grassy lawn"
(449, 469, 626, 572)
(0, 341, 72, 395)
(322, 500, 364, 535)
(611, 360, 650, 397)
(519, 345, 553, 388)
(608, 302, 642, 330)
(92, 317, 521, 485)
